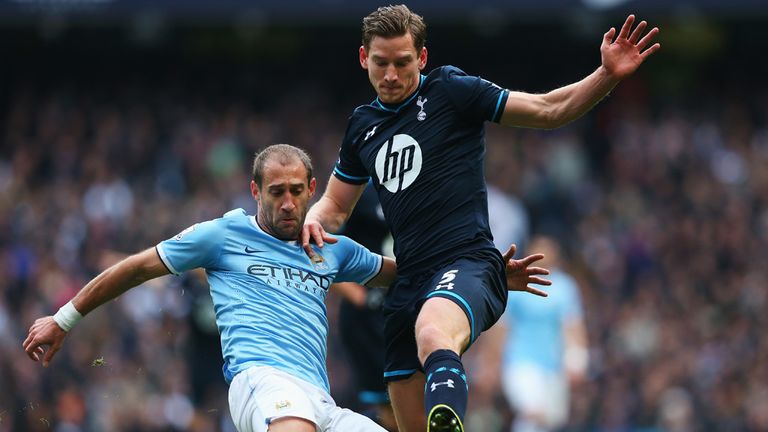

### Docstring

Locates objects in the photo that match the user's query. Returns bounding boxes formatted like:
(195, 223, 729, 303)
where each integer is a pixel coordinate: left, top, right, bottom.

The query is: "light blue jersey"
(503, 270, 583, 372)
(155, 209, 382, 392)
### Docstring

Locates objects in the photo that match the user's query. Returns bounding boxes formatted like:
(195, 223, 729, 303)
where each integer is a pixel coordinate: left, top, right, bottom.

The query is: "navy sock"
(423, 349, 468, 421)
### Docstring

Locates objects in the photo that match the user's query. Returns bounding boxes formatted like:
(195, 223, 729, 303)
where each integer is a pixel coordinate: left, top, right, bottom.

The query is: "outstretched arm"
(23, 248, 170, 366)
(302, 175, 366, 256)
(500, 15, 660, 129)
(503, 244, 552, 297)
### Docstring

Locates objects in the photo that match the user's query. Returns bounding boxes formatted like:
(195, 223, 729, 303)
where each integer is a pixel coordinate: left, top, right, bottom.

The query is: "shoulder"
(195, 208, 248, 234)
(327, 234, 370, 257)
(423, 66, 479, 98)
(345, 103, 378, 136)
(327, 234, 355, 251)
(429, 65, 470, 83)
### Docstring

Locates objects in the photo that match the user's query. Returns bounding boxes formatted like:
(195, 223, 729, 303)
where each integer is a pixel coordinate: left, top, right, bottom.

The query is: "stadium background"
(1, 0, 767, 430)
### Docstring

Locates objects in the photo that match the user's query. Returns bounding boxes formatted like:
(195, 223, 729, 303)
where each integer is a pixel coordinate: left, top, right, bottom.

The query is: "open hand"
(503, 244, 552, 297)
(601, 15, 661, 80)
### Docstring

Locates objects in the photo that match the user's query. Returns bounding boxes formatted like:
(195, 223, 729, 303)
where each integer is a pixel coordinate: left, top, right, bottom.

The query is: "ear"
(250, 180, 260, 201)
(308, 177, 317, 198)
(418, 47, 428, 71)
(359, 45, 369, 70)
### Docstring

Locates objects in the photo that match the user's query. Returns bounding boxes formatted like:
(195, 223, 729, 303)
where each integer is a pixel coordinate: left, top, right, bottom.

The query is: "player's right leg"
(387, 373, 426, 432)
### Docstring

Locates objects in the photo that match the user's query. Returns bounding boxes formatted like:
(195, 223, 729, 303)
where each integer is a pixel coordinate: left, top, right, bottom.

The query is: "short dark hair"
(252, 144, 313, 187)
(362, 4, 426, 52)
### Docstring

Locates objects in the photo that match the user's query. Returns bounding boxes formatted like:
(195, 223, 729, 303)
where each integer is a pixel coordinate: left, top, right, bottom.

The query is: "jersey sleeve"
(441, 66, 509, 124)
(333, 236, 383, 285)
(333, 113, 371, 185)
(155, 218, 226, 275)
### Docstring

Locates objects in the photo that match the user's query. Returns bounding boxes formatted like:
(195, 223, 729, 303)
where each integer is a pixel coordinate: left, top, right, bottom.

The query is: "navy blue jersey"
(334, 66, 509, 275)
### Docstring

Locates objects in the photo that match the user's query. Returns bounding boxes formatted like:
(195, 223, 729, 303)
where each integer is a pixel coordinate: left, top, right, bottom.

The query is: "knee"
(414, 299, 470, 363)
(415, 323, 452, 364)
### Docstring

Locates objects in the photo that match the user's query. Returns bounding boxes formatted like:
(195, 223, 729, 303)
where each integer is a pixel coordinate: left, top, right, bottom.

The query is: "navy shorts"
(382, 249, 508, 382)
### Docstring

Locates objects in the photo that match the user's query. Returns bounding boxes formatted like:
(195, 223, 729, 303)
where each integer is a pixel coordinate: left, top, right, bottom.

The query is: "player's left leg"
(416, 252, 508, 432)
(416, 297, 470, 432)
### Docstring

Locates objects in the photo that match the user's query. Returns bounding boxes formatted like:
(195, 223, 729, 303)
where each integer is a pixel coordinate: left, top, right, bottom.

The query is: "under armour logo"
(365, 126, 378, 141)
(431, 379, 455, 392)
(435, 269, 458, 290)
(416, 96, 428, 121)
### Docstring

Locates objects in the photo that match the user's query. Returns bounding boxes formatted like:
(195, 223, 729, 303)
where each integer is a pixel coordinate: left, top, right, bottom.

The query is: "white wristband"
(52, 301, 83, 332)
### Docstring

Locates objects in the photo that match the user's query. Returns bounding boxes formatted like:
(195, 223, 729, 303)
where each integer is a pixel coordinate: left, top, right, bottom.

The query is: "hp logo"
(375, 134, 423, 193)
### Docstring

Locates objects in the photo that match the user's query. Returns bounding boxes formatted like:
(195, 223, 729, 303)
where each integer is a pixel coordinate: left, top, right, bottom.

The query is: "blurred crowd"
(1, 69, 767, 431)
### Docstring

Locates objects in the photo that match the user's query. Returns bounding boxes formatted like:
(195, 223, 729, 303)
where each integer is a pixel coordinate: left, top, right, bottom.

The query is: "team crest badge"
(416, 96, 428, 121)
(310, 253, 329, 271)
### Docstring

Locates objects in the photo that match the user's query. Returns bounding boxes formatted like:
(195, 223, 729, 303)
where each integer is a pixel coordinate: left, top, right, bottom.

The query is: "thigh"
(415, 296, 471, 360)
(387, 372, 427, 432)
(422, 254, 507, 348)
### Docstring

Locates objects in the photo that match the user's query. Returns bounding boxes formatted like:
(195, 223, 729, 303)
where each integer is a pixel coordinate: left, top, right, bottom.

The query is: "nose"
(280, 195, 296, 212)
(383, 64, 398, 82)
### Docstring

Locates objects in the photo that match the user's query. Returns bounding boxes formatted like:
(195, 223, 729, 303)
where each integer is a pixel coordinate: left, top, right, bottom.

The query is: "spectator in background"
(499, 236, 588, 432)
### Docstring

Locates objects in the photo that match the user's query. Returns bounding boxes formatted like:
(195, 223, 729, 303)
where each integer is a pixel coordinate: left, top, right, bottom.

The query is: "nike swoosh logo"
(244, 246, 264, 254)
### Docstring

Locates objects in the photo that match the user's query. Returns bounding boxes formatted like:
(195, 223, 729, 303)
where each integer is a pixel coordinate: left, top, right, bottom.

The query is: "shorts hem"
(383, 368, 420, 383)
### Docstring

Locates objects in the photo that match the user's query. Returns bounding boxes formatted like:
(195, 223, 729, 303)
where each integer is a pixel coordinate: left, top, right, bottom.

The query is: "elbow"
(525, 99, 565, 130)
(541, 106, 572, 130)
